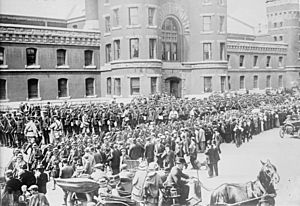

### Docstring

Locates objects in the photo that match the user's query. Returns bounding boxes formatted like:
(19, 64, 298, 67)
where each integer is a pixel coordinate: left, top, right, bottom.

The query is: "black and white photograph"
(0, 0, 300, 205)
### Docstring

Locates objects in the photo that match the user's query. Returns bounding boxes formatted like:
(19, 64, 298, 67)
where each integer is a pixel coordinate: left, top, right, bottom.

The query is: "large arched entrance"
(165, 77, 181, 98)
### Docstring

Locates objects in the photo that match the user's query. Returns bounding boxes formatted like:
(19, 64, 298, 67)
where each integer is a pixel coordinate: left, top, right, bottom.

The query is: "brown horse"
(210, 160, 280, 206)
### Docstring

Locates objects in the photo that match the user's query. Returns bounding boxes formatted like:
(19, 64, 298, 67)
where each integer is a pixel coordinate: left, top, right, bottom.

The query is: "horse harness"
(246, 179, 266, 199)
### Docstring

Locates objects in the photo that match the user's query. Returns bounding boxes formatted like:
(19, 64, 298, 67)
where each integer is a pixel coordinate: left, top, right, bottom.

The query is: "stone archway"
(165, 77, 182, 98)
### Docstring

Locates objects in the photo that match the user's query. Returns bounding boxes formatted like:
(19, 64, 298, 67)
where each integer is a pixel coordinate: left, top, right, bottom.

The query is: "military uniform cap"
(28, 185, 38, 191)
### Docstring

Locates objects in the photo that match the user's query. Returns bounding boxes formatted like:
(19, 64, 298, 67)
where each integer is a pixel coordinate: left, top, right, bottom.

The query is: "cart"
(279, 115, 300, 138)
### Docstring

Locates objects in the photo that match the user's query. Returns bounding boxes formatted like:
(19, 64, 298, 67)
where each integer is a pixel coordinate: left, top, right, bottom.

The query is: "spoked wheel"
(279, 127, 285, 138)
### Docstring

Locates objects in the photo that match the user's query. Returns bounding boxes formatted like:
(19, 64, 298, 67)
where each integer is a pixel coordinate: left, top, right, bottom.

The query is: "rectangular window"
(253, 56, 258, 67)
(130, 38, 139, 58)
(28, 79, 39, 99)
(253, 75, 258, 89)
(278, 56, 283, 67)
(148, 8, 155, 26)
(0, 79, 6, 100)
(129, 7, 138, 25)
(203, 43, 212, 61)
(266, 75, 271, 88)
(105, 16, 111, 33)
(279, 36, 283, 41)
(113, 9, 120, 26)
(57, 49, 66, 66)
(219, 16, 225, 32)
(114, 40, 121, 60)
(130, 77, 140, 95)
(105, 44, 112, 63)
(204, 77, 212, 93)
(85, 78, 95, 96)
(227, 55, 230, 61)
(114, 78, 121, 96)
(203, 16, 212, 32)
(240, 76, 245, 89)
(220, 42, 225, 60)
(149, 39, 156, 59)
(266, 56, 271, 67)
(107, 78, 112, 95)
(278, 75, 283, 87)
(298, 51, 300, 59)
(274, 36, 277, 41)
(239, 55, 245, 67)
(228, 76, 231, 90)
(0, 47, 4, 65)
(84, 50, 93, 66)
(274, 22, 277, 28)
(58, 78, 68, 98)
(26, 48, 37, 66)
(151, 77, 157, 94)
(221, 76, 226, 93)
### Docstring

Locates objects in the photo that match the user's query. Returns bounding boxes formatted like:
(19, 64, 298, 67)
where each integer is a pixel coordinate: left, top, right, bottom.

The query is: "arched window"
(161, 17, 181, 61)
(28, 79, 39, 99)
(86, 78, 95, 96)
(26, 48, 37, 66)
(58, 78, 68, 97)
(0, 79, 6, 100)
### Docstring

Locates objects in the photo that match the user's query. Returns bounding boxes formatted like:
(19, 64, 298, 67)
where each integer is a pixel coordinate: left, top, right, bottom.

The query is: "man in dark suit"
(108, 144, 121, 175)
(3, 170, 22, 205)
(19, 164, 36, 188)
(144, 136, 155, 163)
(162, 144, 175, 171)
(165, 157, 190, 205)
(129, 139, 144, 160)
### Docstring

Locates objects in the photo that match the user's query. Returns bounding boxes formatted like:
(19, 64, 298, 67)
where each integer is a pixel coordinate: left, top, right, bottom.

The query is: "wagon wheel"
(279, 127, 285, 138)
(284, 124, 294, 137)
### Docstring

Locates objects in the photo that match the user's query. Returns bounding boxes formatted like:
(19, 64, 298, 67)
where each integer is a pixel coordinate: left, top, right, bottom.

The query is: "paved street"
(1, 128, 300, 205)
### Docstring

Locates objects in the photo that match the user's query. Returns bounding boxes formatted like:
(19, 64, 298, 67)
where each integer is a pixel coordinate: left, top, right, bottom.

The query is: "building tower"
(266, 0, 300, 88)
(98, 0, 228, 97)
(84, 0, 99, 30)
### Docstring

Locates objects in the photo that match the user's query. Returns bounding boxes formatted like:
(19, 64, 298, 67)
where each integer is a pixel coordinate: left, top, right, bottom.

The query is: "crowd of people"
(1, 91, 298, 205)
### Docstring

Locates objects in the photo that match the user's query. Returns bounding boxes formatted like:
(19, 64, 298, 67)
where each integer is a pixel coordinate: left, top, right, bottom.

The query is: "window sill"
(266, 66, 272, 69)
(113, 95, 122, 98)
(84, 65, 97, 69)
(0, 99, 10, 102)
(104, 3, 110, 6)
(202, 31, 214, 34)
(147, 25, 157, 29)
(0, 65, 8, 69)
(253, 66, 259, 69)
(27, 97, 42, 101)
(239, 66, 246, 69)
(25, 65, 41, 69)
(202, 3, 213, 5)
(85, 95, 97, 98)
(112, 26, 122, 31)
(127, 25, 141, 29)
(57, 96, 71, 100)
(104, 32, 111, 37)
(56, 65, 70, 69)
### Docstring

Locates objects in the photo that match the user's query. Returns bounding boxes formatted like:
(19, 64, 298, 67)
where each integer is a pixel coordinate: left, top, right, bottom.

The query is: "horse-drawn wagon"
(279, 115, 300, 138)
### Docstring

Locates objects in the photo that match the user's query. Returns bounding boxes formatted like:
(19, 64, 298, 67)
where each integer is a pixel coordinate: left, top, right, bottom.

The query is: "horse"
(210, 160, 280, 206)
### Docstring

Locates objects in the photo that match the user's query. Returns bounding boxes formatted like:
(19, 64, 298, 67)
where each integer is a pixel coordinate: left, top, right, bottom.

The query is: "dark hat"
(175, 157, 186, 165)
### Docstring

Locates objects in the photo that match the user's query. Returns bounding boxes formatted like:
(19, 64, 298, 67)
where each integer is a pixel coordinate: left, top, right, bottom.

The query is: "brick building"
(0, 0, 299, 102)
